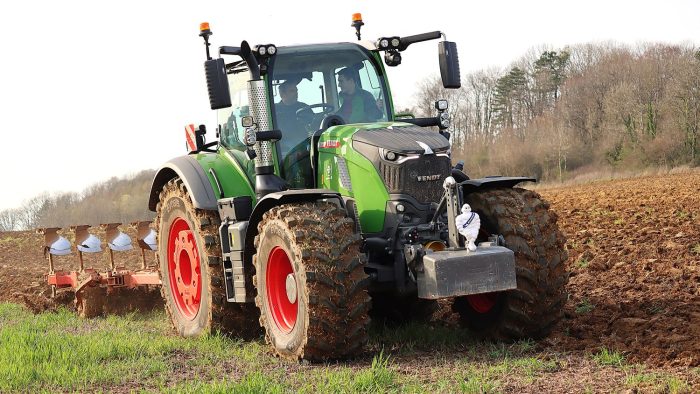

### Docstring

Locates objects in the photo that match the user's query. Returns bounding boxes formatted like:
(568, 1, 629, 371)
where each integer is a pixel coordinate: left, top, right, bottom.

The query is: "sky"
(0, 0, 697, 211)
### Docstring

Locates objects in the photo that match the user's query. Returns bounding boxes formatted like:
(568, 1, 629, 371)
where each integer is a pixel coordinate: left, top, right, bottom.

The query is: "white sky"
(0, 0, 697, 210)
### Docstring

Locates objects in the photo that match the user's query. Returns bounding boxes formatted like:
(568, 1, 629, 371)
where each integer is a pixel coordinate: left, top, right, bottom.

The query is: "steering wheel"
(295, 103, 336, 129)
(296, 103, 335, 118)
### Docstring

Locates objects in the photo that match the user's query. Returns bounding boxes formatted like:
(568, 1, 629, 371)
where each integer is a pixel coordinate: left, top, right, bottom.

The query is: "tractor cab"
(218, 42, 390, 188)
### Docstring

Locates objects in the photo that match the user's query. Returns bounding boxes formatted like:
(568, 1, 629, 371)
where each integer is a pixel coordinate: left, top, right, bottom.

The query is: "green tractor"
(148, 18, 568, 361)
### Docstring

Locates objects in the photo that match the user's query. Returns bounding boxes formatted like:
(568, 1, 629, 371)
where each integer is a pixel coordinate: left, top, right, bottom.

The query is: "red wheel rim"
(266, 247, 297, 333)
(467, 292, 499, 314)
(167, 217, 202, 320)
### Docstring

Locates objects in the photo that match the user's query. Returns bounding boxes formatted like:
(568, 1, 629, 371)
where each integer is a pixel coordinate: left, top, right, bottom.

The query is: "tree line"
(413, 42, 700, 181)
(0, 171, 155, 231)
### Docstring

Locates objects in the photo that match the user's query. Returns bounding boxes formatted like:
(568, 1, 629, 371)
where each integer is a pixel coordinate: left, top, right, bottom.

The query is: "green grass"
(625, 369, 691, 393)
(691, 243, 700, 255)
(0, 236, 22, 247)
(575, 298, 595, 314)
(0, 303, 420, 393)
(675, 210, 690, 219)
(0, 302, 684, 392)
(0, 303, 272, 392)
(0, 302, 562, 392)
(593, 348, 625, 367)
(576, 257, 589, 268)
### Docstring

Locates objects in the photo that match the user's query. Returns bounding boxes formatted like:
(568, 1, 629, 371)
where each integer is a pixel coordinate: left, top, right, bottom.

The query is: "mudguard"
(243, 189, 345, 264)
(460, 176, 536, 194)
(148, 156, 218, 212)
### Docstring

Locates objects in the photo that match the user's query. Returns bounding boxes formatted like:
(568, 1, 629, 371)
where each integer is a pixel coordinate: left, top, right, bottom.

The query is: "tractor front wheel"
(453, 188, 568, 340)
(253, 202, 370, 361)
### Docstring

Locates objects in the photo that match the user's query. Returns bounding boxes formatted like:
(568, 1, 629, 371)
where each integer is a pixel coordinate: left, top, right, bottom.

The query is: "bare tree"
(0, 209, 20, 231)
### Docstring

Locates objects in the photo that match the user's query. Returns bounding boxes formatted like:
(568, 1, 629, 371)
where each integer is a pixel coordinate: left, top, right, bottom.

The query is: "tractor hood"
(346, 123, 452, 205)
(351, 125, 449, 155)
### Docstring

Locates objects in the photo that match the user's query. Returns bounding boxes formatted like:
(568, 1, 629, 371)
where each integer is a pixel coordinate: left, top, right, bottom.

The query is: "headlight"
(257, 46, 267, 56)
(390, 37, 400, 47)
(241, 116, 254, 127)
(385, 151, 397, 161)
(439, 112, 450, 128)
(379, 39, 389, 48)
(267, 45, 276, 55)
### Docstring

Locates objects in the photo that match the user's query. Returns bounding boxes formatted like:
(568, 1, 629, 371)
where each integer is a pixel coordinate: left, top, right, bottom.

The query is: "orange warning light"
(200, 22, 210, 32)
(352, 13, 363, 22)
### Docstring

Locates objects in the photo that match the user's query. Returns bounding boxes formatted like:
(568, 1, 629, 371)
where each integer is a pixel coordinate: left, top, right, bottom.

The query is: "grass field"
(0, 303, 692, 393)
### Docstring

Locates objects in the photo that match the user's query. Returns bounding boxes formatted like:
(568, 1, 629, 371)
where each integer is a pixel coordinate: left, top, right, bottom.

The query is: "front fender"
(148, 156, 218, 212)
(460, 176, 536, 195)
(243, 189, 345, 266)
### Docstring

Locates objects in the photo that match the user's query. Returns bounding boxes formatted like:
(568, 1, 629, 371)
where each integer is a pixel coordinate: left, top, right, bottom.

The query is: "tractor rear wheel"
(452, 188, 568, 340)
(156, 178, 259, 338)
(253, 202, 370, 361)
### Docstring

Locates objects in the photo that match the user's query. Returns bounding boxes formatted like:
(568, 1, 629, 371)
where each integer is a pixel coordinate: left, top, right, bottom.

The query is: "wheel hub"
(266, 247, 298, 333)
(467, 292, 499, 314)
(167, 217, 202, 320)
(285, 273, 297, 303)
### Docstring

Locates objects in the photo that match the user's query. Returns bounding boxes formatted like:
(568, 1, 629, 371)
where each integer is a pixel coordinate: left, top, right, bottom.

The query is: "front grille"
(379, 155, 451, 203)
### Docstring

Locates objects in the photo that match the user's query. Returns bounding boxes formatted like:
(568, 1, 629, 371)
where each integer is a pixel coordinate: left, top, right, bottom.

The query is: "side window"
(217, 72, 250, 150)
(358, 59, 383, 102)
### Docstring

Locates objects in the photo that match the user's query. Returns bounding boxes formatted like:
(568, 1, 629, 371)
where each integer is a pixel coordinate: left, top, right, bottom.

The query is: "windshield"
(270, 44, 389, 159)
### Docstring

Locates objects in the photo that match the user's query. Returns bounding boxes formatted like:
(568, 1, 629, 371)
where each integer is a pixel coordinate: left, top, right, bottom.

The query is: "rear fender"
(148, 156, 218, 212)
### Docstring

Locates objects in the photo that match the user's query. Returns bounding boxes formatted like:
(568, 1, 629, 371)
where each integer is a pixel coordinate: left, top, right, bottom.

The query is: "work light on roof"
(255, 44, 277, 58)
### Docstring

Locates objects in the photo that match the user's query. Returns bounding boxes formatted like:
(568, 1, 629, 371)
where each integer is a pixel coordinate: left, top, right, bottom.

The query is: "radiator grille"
(379, 155, 451, 203)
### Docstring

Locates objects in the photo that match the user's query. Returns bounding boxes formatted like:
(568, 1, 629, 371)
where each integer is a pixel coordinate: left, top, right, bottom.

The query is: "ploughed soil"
(0, 171, 698, 389)
(539, 172, 700, 369)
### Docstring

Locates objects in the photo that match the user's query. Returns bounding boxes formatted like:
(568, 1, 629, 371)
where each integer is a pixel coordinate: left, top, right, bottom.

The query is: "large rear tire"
(156, 178, 259, 338)
(253, 202, 370, 361)
(452, 188, 568, 340)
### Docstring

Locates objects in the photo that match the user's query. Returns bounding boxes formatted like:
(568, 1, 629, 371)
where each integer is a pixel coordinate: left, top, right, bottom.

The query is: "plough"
(38, 221, 162, 317)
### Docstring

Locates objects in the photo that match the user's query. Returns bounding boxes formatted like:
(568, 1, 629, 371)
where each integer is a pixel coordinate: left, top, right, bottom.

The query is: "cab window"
(217, 71, 250, 149)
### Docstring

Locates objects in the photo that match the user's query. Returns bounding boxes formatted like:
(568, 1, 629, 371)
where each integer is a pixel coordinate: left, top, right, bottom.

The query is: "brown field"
(1, 171, 698, 391)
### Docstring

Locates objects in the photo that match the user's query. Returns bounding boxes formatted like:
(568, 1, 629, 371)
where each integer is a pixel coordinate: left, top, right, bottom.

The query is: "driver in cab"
(274, 79, 309, 155)
(337, 67, 383, 123)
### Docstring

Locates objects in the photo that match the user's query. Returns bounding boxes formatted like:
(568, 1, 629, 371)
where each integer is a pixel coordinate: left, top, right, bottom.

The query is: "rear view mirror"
(438, 41, 461, 89)
(204, 58, 232, 109)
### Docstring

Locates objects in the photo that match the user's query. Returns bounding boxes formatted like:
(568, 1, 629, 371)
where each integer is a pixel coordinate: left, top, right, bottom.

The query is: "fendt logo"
(416, 174, 441, 182)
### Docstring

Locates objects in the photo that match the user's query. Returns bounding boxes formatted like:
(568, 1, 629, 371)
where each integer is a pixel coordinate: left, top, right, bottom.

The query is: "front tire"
(452, 188, 568, 340)
(253, 202, 370, 361)
(156, 178, 259, 338)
